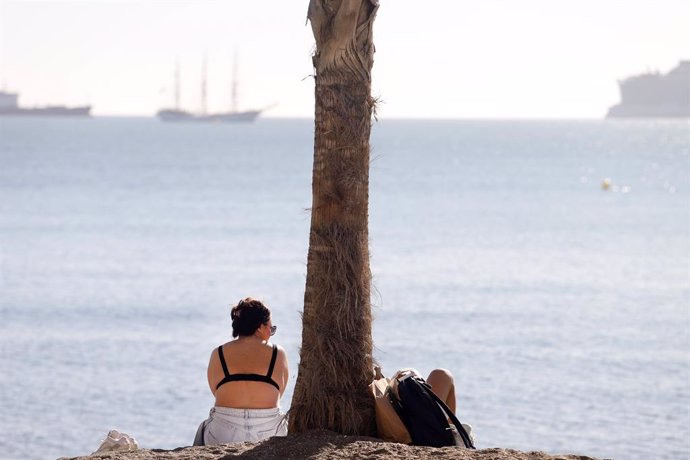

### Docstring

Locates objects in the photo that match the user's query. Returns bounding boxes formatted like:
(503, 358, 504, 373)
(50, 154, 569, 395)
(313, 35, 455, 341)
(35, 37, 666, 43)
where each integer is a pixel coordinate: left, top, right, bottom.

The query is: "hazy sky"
(0, 0, 688, 118)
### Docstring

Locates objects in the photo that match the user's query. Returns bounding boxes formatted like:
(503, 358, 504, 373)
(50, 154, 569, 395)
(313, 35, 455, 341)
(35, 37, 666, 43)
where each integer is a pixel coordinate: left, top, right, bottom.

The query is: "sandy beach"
(60, 430, 604, 460)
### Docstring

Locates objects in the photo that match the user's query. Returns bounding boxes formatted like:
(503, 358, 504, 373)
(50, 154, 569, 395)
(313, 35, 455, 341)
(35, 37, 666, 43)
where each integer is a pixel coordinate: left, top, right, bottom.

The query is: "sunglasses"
(269, 325, 277, 336)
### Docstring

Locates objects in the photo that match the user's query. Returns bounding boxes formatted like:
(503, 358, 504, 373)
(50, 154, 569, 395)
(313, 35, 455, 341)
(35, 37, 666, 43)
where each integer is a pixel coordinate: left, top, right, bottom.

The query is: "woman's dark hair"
(231, 298, 271, 338)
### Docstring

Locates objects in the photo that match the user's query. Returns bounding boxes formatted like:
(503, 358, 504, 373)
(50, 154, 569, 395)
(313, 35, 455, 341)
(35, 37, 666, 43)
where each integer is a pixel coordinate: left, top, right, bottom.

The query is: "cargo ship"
(607, 61, 690, 118)
(0, 90, 91, 117)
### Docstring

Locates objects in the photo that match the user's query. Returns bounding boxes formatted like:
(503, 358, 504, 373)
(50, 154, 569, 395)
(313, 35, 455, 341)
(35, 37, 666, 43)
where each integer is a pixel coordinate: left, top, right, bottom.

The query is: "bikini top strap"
(266, 344, 278, 378)
(217, 345, 230, 377)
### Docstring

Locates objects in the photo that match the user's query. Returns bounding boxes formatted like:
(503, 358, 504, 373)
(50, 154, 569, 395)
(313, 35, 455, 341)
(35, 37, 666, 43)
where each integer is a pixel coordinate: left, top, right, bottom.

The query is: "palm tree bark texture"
(289, 0, 379, 436)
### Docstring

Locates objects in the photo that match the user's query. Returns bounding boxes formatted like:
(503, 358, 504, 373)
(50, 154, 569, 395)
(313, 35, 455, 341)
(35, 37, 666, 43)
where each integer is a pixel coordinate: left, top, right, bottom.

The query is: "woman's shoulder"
(270, 343, 288, 363)
(268, 342, 286, 352)
(214, 339, 284, 354)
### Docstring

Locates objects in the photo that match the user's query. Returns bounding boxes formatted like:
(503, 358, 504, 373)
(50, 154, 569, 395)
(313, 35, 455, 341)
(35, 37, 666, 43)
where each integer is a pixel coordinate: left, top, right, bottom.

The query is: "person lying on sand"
(423, 369, 458, 414)
(195, 298, 289, 445)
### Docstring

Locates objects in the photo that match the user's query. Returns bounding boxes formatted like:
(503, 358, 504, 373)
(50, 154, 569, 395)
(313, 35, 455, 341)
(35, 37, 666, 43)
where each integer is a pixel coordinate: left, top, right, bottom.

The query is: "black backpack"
(390, 373, 476, 449)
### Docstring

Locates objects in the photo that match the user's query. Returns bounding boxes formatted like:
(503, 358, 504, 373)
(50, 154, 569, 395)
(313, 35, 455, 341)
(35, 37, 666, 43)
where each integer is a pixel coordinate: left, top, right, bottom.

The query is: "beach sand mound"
(61, 430, 603, 460)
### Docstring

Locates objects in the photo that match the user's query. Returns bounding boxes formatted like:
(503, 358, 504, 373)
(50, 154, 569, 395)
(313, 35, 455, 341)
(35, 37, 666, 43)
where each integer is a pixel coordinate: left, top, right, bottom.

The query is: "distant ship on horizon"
(0, 90, 91, 117)
(157, 56, 264, 123)
(607, 60, 690, 118)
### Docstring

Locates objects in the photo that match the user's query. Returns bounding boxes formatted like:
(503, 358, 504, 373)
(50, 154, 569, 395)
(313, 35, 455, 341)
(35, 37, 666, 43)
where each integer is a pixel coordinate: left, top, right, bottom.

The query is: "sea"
(0, 117, 688, 460)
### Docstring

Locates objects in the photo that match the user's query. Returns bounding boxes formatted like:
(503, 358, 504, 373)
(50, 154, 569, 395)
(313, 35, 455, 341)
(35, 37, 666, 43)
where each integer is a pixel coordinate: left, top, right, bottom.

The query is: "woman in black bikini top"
(196, 298, 289, 445)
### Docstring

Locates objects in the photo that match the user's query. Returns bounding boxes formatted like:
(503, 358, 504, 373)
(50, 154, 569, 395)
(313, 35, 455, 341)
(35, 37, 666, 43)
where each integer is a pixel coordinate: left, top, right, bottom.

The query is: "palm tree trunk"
(289, 0, 379, 436)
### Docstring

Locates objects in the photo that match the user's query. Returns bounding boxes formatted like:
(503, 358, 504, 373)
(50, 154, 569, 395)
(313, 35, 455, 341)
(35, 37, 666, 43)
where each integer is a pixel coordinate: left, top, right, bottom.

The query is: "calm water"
(0, 117, 688, 460)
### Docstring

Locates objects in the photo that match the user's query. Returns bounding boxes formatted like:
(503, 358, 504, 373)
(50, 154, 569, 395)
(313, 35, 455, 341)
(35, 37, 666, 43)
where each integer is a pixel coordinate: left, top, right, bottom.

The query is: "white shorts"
(203, 406, 288, 444)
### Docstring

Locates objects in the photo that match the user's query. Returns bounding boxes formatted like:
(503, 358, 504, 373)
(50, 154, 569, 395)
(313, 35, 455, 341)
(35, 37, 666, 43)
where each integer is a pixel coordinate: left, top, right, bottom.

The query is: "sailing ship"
(157, 56, 262, 123)
(607, 60, 689, 118)
(0, 90, 91, 117)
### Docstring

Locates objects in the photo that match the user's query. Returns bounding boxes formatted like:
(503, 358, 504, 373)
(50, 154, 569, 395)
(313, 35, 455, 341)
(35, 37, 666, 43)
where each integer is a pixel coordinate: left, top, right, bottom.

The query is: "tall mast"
(231, 49, 238, 113)
(201, 53, 208, 115)
(174, 58, 180, 111)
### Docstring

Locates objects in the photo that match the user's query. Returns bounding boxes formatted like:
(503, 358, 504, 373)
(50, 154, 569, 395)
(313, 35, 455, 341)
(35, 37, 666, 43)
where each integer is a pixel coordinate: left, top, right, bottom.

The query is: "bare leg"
(426, 368, 456, 413)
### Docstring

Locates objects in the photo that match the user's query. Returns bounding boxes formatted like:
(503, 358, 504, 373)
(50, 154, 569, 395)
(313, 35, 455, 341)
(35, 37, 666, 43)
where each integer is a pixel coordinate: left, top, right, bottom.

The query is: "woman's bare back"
(207, 337, 288, 409)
